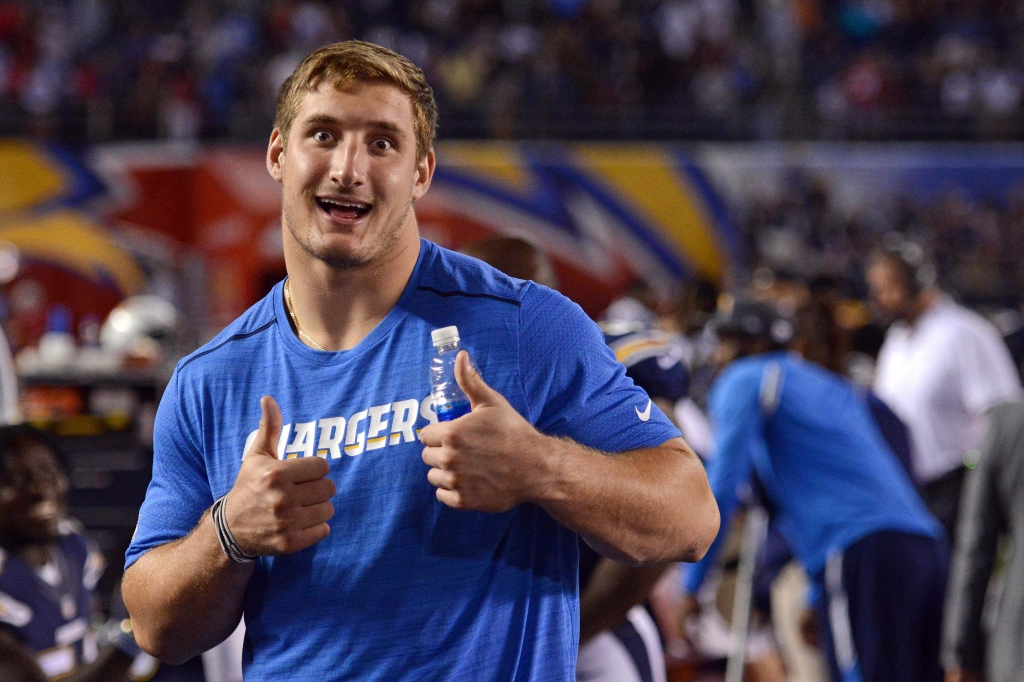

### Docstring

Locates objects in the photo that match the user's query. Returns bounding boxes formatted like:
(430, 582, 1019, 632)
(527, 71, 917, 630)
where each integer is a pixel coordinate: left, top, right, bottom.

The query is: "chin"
(313, 234, 402, 269)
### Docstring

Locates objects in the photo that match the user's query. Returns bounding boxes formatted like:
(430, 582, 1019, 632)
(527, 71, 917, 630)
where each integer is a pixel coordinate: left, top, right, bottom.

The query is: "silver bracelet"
(212, 494, 258, 564)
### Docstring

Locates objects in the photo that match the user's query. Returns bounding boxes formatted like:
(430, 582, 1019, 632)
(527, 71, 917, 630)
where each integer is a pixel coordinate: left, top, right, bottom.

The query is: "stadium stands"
(0, 0, 1021, 143)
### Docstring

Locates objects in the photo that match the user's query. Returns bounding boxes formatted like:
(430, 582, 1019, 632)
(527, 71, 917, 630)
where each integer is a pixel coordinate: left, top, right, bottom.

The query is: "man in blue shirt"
(685, 298, 945, 682)
(120, 41, 719, 680)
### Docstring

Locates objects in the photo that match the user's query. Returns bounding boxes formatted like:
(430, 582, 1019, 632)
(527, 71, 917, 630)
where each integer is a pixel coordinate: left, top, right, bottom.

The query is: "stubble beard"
(286, 196, 414, 270)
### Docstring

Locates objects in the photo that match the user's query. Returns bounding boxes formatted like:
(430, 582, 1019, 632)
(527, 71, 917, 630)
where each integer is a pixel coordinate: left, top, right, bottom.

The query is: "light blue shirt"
(128, 240, 680, 681)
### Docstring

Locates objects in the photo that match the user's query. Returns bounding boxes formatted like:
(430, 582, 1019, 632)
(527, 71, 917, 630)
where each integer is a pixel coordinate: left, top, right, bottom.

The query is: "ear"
(411, 147, 435, 202)
(267, 129, 285, 183)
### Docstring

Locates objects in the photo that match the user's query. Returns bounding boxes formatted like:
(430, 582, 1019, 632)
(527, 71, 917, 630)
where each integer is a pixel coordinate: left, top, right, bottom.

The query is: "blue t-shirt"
(685, 352, 940, 594)
(127, 239, 680, 681)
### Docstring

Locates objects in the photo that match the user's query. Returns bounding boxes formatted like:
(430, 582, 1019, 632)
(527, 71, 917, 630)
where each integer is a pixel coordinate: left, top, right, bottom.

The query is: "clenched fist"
(223, 396, 336, 556)
(420, 351, 554, 513)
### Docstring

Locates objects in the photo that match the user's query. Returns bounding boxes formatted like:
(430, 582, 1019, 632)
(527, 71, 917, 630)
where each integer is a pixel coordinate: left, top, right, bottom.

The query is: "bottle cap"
(431, 326, 460, 347)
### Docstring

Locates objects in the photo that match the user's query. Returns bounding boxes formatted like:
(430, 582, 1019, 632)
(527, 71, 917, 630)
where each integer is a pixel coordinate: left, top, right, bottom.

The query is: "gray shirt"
(942, 401, 1024, 681)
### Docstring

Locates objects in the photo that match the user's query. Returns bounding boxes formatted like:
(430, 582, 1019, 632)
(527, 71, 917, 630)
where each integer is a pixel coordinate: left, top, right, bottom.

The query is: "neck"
(905, 289, 939, 326)
(282, 228, 421, 351)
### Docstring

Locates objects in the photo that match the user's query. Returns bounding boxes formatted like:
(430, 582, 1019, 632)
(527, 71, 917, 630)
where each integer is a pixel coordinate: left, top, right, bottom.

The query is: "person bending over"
(684, 298, 945, 682)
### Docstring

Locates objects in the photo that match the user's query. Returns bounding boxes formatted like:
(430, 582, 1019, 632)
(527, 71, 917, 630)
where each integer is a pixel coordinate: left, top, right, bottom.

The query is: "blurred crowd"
(741, 171, 1024, 306)
(595, 234, 1024, 682)
(2, 0, 1024, 142)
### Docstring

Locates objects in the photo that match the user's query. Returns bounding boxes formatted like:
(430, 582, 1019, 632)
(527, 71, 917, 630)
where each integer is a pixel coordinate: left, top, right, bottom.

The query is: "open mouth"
(316, 197, 372, 221)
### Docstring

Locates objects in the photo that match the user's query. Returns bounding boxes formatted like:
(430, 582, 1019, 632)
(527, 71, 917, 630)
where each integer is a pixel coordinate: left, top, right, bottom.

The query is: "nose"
(328, 136, 366, 189)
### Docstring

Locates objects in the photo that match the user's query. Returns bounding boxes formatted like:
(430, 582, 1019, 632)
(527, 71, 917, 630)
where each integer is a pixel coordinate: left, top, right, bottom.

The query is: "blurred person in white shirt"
(866, 236, 1023, 540)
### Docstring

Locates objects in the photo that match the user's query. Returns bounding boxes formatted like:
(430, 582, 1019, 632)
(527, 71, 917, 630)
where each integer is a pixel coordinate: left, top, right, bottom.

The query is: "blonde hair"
(274, 40, 438, 161)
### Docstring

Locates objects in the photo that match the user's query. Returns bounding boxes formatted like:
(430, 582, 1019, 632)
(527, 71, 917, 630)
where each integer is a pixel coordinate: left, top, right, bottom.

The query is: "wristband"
(212, 494, 259, 564)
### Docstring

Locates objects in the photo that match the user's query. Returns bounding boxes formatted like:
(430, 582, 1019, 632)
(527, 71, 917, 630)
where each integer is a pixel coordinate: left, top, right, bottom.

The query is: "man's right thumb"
(250, 395, 283, 458)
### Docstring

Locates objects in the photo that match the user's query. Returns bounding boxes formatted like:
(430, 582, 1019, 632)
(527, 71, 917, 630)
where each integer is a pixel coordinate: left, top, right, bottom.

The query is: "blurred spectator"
(941, 401, 1024, 682)
(867, 236, 1024, 540)
(0, 425, 137, 681)
(687, 297, 946, 682)
(0, 422, 225, 680)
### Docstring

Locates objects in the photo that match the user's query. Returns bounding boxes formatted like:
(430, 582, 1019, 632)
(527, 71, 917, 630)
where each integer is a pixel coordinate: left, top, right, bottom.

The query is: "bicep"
(126, 373, 212, 569)
(519, 287, 680, 451)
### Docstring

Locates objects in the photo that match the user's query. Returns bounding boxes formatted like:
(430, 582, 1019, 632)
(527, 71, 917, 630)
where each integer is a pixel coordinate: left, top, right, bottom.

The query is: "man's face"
(0, 442, 68, 549)
(866, 258, 914, 323)
(267, 81, 434, 269)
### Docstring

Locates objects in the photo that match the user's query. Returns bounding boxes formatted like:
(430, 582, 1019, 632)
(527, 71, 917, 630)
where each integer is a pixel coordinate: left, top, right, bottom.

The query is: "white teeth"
(320, 198, 368, 211)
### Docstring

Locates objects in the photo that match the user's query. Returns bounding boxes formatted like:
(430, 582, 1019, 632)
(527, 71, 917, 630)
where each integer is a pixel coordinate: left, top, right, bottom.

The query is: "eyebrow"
(302, 114, 406, 137)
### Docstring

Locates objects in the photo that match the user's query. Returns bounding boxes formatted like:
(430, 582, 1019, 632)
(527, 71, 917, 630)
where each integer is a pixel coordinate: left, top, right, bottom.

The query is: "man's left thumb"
(454, 351, 497, 408)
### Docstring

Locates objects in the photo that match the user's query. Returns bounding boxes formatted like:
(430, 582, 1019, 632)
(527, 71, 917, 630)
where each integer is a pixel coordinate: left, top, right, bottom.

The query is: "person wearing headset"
(866, 235, 1023, 541)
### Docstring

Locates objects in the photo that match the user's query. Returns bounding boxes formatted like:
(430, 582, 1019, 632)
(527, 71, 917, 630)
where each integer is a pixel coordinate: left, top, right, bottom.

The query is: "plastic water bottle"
(430, 326, 472, 422)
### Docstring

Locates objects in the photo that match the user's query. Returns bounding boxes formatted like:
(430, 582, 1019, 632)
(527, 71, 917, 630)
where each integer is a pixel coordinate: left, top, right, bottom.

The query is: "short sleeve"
(125, 370, 213, 569)
(517, 285, 680, 452)
(955, 321, 1023, 417)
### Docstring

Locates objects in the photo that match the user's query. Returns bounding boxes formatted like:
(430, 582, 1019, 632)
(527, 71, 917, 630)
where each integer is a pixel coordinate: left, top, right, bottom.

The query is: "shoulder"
(711, 355, 768, 404)
(174, 288, 278, 375)
(416, 242, 586, 336)
(921, 299, 992, 340)
(718, 354, 771, 386)
(416, 241, 533, 309)
(880, 320, 909, 348)
(949, 305, 1004, 342)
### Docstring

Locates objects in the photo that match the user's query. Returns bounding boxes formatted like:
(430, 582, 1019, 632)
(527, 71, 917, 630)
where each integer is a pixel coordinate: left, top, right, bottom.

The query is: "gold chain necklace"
(283, 279, 328, 351)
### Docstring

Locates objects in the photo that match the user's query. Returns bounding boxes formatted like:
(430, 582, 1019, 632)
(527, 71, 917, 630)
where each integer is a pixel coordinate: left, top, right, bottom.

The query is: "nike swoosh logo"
(636, 399, 652, 422)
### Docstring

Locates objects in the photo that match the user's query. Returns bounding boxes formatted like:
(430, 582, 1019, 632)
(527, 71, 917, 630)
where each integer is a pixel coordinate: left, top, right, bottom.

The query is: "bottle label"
(436, 400, 471, 422)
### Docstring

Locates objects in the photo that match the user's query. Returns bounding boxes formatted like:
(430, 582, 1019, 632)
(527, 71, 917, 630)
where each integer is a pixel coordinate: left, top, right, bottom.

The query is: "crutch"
(724, 504, 769, 682)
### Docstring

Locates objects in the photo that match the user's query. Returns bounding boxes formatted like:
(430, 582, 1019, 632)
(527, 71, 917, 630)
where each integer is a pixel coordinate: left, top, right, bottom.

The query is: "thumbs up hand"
(222, 396, 336, 556)
(420, 352, 551, 513)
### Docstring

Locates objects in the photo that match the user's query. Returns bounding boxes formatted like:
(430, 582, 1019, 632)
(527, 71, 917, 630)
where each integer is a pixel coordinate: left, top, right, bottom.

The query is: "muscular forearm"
(579, 559, 668, 645)
(122, 510, 252, 664)
(533, 436, 719, 565)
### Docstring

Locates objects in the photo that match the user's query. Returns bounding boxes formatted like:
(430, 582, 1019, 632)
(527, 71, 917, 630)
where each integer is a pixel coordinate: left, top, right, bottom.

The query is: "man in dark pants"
(687, 298, 946, 682)
(942, 401, 1024, 682)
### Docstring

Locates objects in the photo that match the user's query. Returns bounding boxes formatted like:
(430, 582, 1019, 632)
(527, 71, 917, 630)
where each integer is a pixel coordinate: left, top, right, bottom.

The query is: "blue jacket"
(686, 352, 940, 594)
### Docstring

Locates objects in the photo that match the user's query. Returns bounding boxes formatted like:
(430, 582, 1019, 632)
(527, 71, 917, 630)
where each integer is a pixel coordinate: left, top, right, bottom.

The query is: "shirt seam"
(417, 285, 521, 307)
(518, 286, 533, 422)
(172, 370, 204, 470)
(179, 319, 276, 369)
